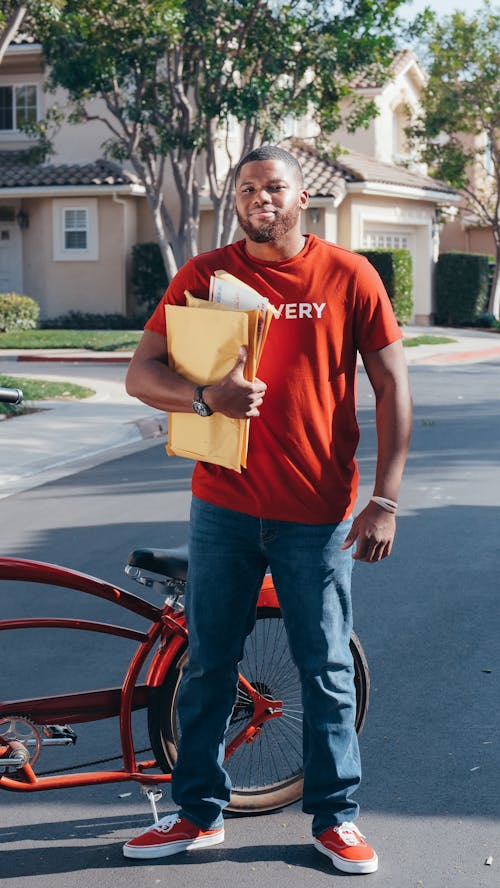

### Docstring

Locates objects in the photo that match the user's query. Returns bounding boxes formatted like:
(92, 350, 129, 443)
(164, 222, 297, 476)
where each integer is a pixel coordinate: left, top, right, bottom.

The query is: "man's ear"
(299, 189, 309, 210)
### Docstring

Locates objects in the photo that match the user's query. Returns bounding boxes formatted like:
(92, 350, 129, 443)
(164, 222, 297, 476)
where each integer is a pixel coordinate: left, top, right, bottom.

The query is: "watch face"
(192, 399, 211, 417)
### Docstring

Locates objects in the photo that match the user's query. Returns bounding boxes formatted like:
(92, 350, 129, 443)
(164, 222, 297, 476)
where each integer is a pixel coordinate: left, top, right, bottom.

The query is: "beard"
(236, 203, 301, 243)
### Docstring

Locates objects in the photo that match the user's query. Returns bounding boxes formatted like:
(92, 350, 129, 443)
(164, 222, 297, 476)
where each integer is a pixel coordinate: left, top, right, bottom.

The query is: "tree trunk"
(151, 202, 178, 281)
(0, 5, 27, 67)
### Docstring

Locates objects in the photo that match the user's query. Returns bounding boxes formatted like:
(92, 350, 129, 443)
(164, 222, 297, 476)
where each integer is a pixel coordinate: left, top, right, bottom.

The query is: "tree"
(0, 4, 28, 66)
(406, 2, 500, 318)
(31, 0, 406, 279)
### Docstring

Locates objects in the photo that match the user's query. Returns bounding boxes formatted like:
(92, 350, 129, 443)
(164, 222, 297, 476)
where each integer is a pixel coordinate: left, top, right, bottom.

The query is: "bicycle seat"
(127, 545, 189, 581)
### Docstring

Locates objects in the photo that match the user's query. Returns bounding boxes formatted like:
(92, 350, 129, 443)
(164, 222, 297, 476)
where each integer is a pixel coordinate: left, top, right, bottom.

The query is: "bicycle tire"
(148, 605, 370, 814)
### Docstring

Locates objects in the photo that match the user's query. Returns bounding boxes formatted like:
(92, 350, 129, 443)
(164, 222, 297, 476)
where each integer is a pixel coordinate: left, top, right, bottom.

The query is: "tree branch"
(0, 4, 28, 66)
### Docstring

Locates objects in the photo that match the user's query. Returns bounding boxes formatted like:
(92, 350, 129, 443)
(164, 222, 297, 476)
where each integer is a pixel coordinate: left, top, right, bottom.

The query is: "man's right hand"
(203, 347, 267, 418)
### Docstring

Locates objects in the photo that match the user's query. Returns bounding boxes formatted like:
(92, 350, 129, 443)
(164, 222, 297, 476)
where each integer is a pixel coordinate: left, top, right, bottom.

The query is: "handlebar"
(0, 386, 24, 405)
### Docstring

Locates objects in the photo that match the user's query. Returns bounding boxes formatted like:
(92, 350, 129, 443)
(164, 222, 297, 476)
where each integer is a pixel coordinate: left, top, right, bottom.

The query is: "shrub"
(0, 293, 40, 332)
(356, 249, 413, 325)
(132, 242, 169, 313)
(435, 252, 490, 325)
(474, 312, 499, 329)
(40, 310, 146, 330)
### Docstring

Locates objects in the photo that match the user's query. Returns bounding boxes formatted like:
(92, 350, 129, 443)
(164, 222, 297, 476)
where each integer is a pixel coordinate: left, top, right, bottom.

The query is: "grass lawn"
(0, 329, 142, 351)
(403, 334, 456, 347)
(0, 374, 95, 416)
(0, 329, 456, 352)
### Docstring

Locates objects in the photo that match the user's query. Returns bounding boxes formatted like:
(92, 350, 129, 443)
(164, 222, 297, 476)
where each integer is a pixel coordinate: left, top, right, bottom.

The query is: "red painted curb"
(17, 355, 131, 364)
(408, 346, 500, 365)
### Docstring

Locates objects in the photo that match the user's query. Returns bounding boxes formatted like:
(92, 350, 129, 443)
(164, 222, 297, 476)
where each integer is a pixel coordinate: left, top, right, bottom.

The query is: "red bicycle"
(0, 386, 370, 820)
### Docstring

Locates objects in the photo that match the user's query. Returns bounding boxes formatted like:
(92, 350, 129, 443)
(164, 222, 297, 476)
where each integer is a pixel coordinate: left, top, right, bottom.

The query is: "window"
(0, 85, 38, 131)
(392, 105, 411, 163)
(63, 208, 88, 251)
(53, 199, 98, 262)
(0, 206, 15, 223)
(362, 232, 409, 250)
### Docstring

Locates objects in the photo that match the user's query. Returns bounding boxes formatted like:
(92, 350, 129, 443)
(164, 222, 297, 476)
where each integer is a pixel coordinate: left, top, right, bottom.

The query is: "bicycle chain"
(37, 746, 152, 777)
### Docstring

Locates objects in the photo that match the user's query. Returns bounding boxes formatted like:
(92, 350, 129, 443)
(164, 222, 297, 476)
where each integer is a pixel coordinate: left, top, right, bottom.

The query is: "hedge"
(0, 293, 40, 332)
(435, 252, 490, 325)
(41, 310, 147, 330)
(356, 249, 413, 325)
(132, 242, 169, 313)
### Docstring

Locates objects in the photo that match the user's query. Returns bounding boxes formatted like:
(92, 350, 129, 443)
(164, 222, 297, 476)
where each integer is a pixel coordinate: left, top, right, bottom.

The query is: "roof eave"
(0, 183, 145, 197)
(347, 181, 459, 203)
(5, 42, 43, 55)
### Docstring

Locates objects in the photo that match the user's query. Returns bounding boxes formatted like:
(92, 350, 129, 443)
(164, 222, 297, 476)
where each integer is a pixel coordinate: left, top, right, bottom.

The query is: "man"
(123, 146, 412, 874)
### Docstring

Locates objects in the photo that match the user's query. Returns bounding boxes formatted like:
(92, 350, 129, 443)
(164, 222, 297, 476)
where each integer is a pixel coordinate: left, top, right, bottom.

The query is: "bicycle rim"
(147, 607, 369, 814)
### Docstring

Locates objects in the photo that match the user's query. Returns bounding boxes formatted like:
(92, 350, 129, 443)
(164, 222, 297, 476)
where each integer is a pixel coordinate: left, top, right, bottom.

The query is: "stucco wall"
(337, 193, 435, 324)
(22, 195, 139, 319)
(440, 217, 495, 257)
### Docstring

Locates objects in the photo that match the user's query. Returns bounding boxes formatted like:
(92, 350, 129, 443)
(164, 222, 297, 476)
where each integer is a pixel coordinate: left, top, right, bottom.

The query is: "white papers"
(209, 270, 279, 316)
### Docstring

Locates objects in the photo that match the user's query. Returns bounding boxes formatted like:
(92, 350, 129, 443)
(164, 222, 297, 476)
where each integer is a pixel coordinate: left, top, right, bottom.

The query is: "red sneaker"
(123, 812, 224, 859)
(313, 822, 378, 874)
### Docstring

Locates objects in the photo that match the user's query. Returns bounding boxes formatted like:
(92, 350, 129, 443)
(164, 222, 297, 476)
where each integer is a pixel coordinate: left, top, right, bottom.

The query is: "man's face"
(234, 159, 309, 244)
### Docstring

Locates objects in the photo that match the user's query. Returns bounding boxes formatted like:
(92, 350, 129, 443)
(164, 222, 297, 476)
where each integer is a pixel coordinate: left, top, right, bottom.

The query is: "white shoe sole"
(313, 836, 378, 874)
(123, 829, 224, 859)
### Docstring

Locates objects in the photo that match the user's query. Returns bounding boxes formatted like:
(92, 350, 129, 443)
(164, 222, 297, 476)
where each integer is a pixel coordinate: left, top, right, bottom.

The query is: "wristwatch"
(192, 385, 213, 417)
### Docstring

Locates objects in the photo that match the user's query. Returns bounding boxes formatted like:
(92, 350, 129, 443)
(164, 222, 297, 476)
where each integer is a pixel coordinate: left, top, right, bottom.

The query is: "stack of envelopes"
(165, 271, 276, 471)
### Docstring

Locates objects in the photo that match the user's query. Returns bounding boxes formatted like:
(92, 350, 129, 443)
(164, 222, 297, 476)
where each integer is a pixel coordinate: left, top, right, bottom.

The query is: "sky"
(399, 0, 494, 16)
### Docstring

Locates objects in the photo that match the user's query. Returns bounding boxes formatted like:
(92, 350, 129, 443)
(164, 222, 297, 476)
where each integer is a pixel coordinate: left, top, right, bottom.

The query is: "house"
(284, 51, 459, 325)
(436, 128, 496, 259)
(0, 35, 146, 319)
(0, 40, 457, 325)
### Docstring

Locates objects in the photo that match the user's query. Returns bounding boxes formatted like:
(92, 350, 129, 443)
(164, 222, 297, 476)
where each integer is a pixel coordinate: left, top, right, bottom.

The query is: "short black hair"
(234, 145, 304, 186)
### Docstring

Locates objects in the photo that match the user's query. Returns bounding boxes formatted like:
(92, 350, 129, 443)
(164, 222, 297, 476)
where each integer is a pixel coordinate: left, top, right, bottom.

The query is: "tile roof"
(0, 154, 141, 189)
(0, 142, 455, 201)
(10, 33, 39, 46)
(288, 144, 347, 201)
(350, 49, 421, 90)
(335, 149, 455, 195)
(289, 140, 456, 198)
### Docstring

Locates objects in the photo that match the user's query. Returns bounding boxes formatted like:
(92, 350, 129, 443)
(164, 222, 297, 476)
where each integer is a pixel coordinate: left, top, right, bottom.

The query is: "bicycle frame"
(0, 557, 281, 793)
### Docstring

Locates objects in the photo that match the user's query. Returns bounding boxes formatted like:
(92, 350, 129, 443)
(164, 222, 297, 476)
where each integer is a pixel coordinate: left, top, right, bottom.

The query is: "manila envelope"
(165, 304, 257, 471)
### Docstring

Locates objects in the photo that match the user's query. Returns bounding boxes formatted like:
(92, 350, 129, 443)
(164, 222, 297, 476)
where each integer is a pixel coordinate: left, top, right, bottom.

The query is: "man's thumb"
(340, 528, 356, 550)
(234, 346, 247, 370)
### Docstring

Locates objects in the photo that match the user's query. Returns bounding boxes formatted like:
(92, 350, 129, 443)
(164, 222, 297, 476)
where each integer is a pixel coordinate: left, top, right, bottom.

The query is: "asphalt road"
(1, 359, 500, 888)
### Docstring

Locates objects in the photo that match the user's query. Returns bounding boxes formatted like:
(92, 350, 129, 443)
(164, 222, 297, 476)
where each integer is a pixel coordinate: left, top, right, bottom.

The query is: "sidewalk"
(1, 325, 499, 500)
(402, 324, 500, 365)
(0, 364, 166, 500)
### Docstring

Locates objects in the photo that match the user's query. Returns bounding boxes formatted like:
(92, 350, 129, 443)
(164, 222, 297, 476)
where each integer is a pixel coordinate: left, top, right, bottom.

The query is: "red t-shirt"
(146, 234, 402, 523)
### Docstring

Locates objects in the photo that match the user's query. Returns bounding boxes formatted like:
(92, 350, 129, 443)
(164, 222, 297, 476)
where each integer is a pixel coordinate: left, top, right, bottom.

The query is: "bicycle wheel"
(148, 605, 369, 814)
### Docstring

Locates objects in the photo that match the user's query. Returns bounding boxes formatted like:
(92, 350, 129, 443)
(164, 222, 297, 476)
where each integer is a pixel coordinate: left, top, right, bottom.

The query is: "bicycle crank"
(0, 716, 41, 772)
(0, 717, 78, 774)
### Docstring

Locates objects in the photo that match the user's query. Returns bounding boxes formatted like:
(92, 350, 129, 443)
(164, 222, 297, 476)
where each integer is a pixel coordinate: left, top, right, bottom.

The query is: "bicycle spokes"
(226, 611, 303, 794)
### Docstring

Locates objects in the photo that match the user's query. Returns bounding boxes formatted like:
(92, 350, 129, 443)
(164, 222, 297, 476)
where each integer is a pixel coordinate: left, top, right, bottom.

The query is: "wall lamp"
(16, 210, 29, 230)
(310, 208, 320, 224)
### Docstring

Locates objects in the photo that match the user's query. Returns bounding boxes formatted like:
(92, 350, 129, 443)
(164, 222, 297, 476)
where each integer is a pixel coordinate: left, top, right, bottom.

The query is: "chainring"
(0, 715, 41, 771)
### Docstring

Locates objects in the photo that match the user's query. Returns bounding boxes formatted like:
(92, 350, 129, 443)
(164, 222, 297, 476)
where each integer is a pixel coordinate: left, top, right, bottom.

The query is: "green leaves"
(28, 0, 406, 271)
(408, 2, 500, 192)
(32, 0, 404, 149)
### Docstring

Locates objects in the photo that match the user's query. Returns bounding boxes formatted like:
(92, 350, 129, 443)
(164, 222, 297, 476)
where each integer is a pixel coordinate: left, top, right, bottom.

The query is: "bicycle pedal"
(40, 724, 78, 746)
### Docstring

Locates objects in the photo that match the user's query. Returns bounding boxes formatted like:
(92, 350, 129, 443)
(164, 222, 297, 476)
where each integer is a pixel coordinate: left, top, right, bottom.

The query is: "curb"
(406, 345, 500, 365)
(16, 354, 132, 364)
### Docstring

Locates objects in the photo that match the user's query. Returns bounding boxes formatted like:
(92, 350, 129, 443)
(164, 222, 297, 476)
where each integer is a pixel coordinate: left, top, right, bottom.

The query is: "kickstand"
(141, 785, 162, 824)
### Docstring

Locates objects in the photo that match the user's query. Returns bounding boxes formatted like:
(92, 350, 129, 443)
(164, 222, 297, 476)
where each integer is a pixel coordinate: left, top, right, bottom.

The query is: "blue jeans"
(171, 496, 360, 835)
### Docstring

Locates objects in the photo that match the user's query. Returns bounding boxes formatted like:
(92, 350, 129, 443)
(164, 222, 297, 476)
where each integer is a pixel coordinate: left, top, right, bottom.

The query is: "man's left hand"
(341, 500, 396, 562)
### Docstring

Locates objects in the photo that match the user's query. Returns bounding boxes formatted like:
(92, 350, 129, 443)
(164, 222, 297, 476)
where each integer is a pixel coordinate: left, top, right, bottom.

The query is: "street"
(1, 359, 500, 888)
